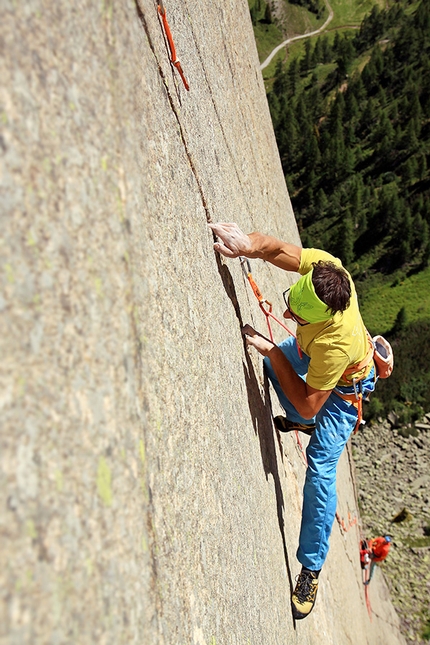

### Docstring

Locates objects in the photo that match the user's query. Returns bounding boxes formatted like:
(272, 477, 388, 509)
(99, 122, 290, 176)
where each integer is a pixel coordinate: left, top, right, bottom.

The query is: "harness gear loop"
(334, 332, 375, 434)
(157, 3, 190, 91)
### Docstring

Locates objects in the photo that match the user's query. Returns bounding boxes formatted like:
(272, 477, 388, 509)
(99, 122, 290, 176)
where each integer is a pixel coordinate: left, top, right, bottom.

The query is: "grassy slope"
(359, 266, 430, 335)
(260, 0, 389, 79)
(328, 0, 385, 28)
(250, 0, 325, 68)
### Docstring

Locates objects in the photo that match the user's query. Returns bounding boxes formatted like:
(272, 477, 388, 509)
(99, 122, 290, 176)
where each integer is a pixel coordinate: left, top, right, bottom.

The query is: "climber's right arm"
(209, 222, 301, 272)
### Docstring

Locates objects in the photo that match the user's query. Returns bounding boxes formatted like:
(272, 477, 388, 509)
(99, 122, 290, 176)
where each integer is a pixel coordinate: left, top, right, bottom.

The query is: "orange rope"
(363, 566, 373, 619)
(240, 258, 307, 464)
(157, 3, 190, 91)
(240, 257, 302, 355)
(335, 511, 358, 534)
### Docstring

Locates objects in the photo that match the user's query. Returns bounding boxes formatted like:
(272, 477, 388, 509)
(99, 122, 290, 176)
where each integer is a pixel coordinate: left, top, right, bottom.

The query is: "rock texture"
(1, 0, 405, 643)
(352, 414, 430, 644)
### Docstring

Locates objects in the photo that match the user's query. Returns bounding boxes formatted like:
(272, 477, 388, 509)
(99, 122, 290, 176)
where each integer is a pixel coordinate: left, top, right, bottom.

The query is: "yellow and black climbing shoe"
(274, 416, 315, 436)
(291, 568, 319, 619)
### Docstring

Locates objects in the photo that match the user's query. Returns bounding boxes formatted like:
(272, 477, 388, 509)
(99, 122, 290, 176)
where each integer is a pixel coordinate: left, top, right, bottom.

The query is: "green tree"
(422, 242, 430, 268)
(417, 152, 427, 180)
(377, 184, 402, 234)
(392, 306, 408, 334)
(350, 177, 365, 229)
(339, 208, 354, 266)
(288, 58, 300, 96)
(398, 208, 413, 263)
(312, 37, 323, 66)
(301, 39, 313, 74)
(304, 130, 321, 170)
(321, 35, 332, 63)
(401, 157, 418, 184)
(409, 90, 423, 121)
(420, 220, 429, 253)
(316, 187, 328, 212)
(345, 91, 359, 121)
(264, 3, 272, 24)
(272, 59, 288, 98)
(277, 106, 299, 173)
(400, 119, 419, 151)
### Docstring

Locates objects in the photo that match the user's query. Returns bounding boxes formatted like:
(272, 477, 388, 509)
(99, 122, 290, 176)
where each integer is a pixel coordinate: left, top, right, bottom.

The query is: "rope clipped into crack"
(157, 1, 190, 91)
(335, 511, 358, 534)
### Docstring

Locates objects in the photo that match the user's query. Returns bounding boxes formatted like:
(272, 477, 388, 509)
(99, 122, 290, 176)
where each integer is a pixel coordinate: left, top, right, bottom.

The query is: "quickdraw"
(335, 511, 357, 534)
(157, 1, 190, 91)
(240, 257, 307, 465)
(334, 332, 375, 434)
(239, 257, 302, 357)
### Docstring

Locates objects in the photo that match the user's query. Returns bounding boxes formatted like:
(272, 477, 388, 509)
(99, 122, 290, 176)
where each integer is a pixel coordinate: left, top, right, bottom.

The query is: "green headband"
(289, 271, 333, 324)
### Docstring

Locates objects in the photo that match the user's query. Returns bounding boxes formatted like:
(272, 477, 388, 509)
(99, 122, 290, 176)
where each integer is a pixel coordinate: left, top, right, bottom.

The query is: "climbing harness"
(334, 333, 375, 434)
(157, 1, 190, 91)
(239, 257, 302, 357)
(334, 332, 394, 434)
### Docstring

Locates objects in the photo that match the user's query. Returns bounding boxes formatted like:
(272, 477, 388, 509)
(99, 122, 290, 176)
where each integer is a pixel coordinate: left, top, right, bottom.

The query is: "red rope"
(335, 511, 358, 534)
(157, 3, 190, 91)
(294, 429, 308, 466)
(363, 566, 373, 619)
(240, 258, 307, 464)
(240, 258, 302, 356)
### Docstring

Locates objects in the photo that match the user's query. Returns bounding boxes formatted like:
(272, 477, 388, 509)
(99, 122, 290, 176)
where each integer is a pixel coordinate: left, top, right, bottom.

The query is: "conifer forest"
(266, 1, 430, 426)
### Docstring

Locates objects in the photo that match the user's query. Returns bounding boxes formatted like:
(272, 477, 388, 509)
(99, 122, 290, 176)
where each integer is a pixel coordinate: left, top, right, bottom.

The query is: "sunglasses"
(283, 288, 309, 326)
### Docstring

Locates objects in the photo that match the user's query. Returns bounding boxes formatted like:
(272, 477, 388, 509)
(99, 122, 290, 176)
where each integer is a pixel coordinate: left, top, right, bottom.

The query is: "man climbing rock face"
(209, 222, 377, 620)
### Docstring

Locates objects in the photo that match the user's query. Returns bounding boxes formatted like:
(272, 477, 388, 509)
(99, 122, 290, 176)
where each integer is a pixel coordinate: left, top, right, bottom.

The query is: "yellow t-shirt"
(295, 248, 372, 391)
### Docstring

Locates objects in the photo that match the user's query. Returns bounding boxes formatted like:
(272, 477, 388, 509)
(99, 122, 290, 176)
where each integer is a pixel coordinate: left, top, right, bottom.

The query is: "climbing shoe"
(291, 568, 319, 619)
(274, 416, 315, 436)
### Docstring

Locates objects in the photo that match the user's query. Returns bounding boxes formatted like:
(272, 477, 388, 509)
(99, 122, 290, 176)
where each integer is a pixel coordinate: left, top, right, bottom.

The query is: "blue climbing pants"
(263, 336, 376, 571)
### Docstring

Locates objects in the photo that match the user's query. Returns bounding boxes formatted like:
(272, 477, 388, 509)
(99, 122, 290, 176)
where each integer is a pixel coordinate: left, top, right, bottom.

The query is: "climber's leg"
(263, 337, 314, 426)
(297, 370, 374, 571)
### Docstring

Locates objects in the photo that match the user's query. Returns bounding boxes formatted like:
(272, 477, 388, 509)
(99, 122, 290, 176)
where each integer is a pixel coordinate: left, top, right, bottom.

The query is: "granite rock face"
(1, 1, 405, 643)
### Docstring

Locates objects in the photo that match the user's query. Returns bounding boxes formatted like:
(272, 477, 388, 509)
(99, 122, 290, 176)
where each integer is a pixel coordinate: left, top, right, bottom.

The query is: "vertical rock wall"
(1, 0, 405, 643)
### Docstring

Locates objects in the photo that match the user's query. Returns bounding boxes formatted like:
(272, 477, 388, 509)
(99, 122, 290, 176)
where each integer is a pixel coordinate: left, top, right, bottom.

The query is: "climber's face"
(282, 288, 309, 326)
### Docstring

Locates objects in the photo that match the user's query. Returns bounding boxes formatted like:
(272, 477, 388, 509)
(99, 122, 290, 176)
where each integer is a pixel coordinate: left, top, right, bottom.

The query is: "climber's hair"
(312, 261, 351, 315)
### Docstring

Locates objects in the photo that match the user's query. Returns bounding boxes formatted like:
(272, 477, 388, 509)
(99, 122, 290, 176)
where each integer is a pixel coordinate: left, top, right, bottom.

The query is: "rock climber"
(361, 536, 391, 584)
(209, 222, 378, 620)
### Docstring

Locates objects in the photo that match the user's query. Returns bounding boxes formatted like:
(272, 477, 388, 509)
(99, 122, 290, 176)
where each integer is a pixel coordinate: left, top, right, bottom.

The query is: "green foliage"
(261, 1, 430, 421)
(391, 306, 407, 334)
(288, 0, 325, 18)
(365, 319, 430, 421)
(365, 396, 384, 422)
(249, 0, 283, 61)
(268, 1, 430, 278)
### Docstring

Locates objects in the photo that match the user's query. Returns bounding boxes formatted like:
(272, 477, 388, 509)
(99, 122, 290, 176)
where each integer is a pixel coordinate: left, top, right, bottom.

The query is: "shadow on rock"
(242, 353, 295, 604)
(213, 252, 295, 603)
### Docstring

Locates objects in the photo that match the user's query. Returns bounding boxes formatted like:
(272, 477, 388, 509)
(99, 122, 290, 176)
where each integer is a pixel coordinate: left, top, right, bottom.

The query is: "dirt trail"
(260, 0, 334, 70)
